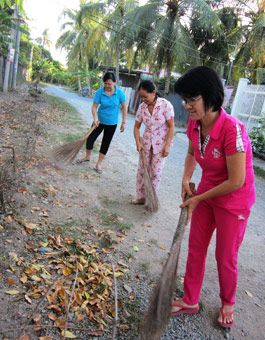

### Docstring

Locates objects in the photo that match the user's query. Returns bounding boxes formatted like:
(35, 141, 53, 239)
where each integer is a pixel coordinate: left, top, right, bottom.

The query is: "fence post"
(231, 78, 249, 117)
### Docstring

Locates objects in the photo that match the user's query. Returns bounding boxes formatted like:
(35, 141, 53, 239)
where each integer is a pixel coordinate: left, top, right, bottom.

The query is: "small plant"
(249, 114, 265, 155)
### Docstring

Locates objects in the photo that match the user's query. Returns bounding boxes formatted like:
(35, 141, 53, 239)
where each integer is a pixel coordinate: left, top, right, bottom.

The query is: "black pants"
(86, 123, 117, 155)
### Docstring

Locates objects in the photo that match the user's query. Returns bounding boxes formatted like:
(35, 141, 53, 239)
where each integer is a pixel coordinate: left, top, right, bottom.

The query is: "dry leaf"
(6, 277, 16, 285)
(119, 324, 130, 330)
(33, 314, 42, 322)
(5, 289, 20, 295)
(61, 330, 76, 338)
(39, 337, 52, 340)
(159, 245, 168, 251)
(24, 294, 32, 304)
(245, 290, 253, 298)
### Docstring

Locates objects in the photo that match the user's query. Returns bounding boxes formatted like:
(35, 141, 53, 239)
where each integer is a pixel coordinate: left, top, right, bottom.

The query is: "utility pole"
(12, 4, 21, 89)
(3, 7, 16, 92)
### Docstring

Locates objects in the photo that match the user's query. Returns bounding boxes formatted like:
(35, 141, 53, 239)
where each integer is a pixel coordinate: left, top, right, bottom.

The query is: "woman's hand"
(120, 122, 125, 132)
(93, 119, 100, 127)
(162, 144, 170, 157)
(181, 179, 194, 201)
(180, 195, 200, 225)
(136, 142, 144, 153)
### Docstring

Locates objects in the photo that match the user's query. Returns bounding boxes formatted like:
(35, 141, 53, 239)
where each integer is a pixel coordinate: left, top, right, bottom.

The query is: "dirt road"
(44, 85, 265, 340)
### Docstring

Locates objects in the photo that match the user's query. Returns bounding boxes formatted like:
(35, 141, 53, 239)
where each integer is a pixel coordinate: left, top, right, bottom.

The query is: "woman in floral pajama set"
(130, 80, 175, 204)
(171, 66, 256, 328)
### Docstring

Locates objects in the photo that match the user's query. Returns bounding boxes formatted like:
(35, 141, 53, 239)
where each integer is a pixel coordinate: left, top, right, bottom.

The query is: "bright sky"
(24, 0, 147, 66)
(24, 0, 81, 66)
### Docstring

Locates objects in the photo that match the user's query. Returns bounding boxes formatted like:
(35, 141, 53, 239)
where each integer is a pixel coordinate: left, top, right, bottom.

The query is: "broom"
(51, 124, 96, 164)
(139, 136, 159, 212)
(140, 182, 195, 340)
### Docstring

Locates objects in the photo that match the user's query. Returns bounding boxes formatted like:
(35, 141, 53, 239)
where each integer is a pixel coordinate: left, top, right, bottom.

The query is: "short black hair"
(103, 72, 116, 82)
(174, 66, 224, 112)
(138, 80, 161, 98)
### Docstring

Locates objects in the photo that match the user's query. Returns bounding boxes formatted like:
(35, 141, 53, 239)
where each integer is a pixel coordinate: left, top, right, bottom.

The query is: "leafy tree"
(122, 0, 221, 93)
(232, 0, 265, 83)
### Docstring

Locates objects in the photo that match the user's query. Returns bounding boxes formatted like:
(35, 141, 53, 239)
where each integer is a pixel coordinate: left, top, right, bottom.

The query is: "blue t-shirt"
(93, 85, 126, 125)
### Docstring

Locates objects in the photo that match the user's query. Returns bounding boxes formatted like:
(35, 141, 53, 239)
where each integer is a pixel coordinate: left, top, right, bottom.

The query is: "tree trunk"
(115, 45, 119, 83)
(85, 56, 89, 86)
(165, 63, 171, 94)
(76, 54, 81, 91)
(12, 5, 20, 89)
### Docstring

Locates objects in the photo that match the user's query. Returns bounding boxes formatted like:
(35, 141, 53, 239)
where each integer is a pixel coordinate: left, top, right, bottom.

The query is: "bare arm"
(182, 151, 246, 224)
(120, 101, 128, 132)
(182, 140, 197, 200)
(91, 102, 99, 127)
(162, 118, 175, 157)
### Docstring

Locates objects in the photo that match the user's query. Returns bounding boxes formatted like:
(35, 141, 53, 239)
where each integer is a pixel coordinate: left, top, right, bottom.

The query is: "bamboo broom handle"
(171, 182, 195, 249)
(139, 136, 147, 167)
(82, 124, 96, 140)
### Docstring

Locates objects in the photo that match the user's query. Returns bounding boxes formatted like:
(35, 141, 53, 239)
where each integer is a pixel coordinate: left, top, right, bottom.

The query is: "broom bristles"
(50, 125, 95, 164)
(140, 183, 194, 340)
(143, 166, 159, 212)
(140, 228, 185, 340)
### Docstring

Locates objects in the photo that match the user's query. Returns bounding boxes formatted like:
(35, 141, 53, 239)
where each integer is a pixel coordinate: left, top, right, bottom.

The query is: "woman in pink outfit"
(131, 80, 174, 204)
(171, 66, 255, 328)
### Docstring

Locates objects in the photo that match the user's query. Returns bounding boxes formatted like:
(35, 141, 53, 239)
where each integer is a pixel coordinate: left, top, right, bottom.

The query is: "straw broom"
(51, 124, 96, 164)
(139, 137, 159, 212)
(140, 183, 195, 340)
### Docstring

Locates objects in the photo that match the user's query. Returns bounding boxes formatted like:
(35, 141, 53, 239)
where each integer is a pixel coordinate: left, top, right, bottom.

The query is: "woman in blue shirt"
(78, 72, 127, 174)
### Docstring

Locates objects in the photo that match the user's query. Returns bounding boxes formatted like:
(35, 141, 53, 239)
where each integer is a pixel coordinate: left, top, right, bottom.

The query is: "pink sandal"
(171, 300, 199, 316)
(217, 307, 234, 328)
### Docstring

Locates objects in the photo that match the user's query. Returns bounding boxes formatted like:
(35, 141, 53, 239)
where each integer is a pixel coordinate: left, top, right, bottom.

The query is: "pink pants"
(183, 199, 249, 306)
(136, 149, 166, 200)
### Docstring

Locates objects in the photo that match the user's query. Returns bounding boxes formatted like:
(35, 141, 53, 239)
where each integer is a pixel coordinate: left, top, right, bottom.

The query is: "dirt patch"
(0, 84, 264, 340)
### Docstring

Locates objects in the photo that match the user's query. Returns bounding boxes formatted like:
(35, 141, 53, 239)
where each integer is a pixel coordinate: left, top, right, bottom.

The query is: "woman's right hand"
(136, 142, 144, 153)
(93, 119, 100, 127)
(181, 179, 193, 201)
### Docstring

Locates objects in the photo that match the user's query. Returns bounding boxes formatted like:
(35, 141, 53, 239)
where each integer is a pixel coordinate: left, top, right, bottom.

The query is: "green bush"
(249, 114, 265, 154)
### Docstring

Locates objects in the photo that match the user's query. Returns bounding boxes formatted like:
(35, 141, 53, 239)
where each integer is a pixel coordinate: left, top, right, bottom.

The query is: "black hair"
(103, 72, 116, 82)
(174, 66, 224, 112)
(138, 80, 161, 98)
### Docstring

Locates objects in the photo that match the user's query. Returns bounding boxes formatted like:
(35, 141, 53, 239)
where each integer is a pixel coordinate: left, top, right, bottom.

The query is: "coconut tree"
(122, 0, 222, 93)
(232, 0, 265, 83)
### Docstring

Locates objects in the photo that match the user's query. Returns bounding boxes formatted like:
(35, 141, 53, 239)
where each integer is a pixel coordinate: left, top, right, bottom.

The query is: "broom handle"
(82, 124, 97, 140)
(139, 136, 147, 167)
(171, 182, 195, 249)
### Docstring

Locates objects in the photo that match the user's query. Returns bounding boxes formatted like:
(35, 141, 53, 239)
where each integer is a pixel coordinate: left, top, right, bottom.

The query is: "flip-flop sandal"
(171, 300, 199, 316)
(217, 308, 234, 328)
(75, 159, 90, 164)
(94, 168, 103, 174)
(129, 199, 145, 205)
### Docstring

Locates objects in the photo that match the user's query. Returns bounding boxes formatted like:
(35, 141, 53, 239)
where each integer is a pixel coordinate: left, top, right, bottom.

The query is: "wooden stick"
(63, 263, 78, 340)
(111, 262, 118, 340)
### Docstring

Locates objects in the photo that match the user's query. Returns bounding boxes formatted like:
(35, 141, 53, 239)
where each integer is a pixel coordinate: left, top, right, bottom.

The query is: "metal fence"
(231, 79, 265, 132)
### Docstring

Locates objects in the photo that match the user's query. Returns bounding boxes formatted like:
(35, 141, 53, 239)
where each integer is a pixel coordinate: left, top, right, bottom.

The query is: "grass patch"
(93, 208, 132, 232)
(47, 94, 78, 116)
(254, 165, 265, 179)
(149, 238, 158, 246)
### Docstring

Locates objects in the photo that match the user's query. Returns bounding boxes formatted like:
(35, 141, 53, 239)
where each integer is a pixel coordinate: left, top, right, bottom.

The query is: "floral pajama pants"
(136, 148, 166, 200)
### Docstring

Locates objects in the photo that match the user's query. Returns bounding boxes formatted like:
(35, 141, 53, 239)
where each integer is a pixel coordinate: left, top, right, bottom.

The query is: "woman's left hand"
(162, 145, 170, 157)
(180, 195, 201, 225)
(120, 122, 125, 132)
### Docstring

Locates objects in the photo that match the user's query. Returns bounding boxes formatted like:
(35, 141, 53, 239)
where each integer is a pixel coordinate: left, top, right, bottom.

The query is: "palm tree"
(41, 28, 52, 48)
(123, 0, 222, 93)
(232, 0, 265, 83)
